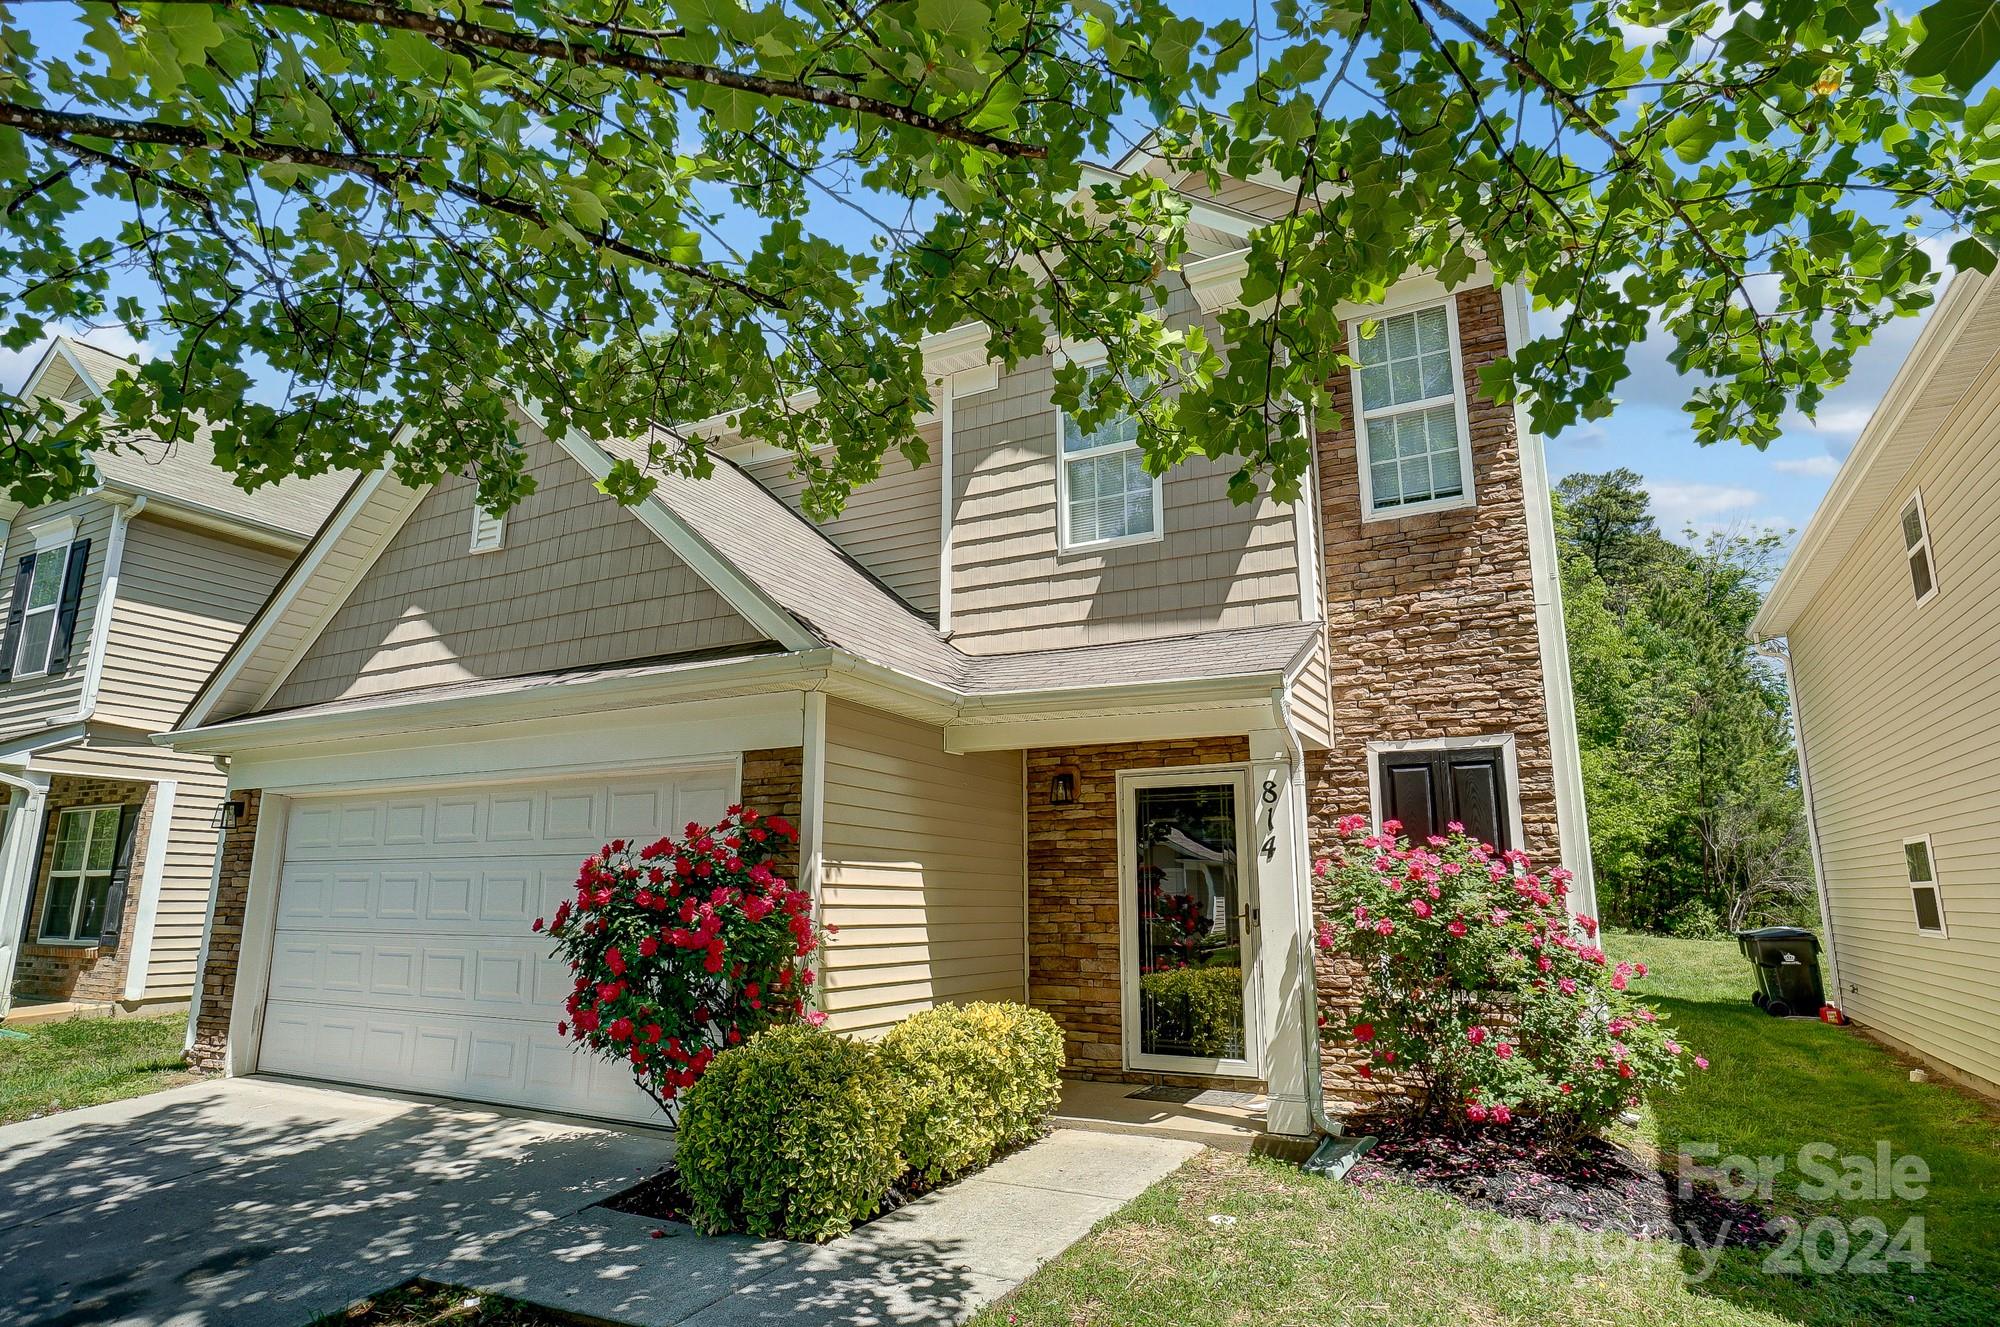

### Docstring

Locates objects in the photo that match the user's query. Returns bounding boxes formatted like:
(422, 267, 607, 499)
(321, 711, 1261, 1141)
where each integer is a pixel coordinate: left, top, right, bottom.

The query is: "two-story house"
(162, 162, 1591, 1135)
(0, 339, 348, 1022)
(1753, 265, 2000, 1098)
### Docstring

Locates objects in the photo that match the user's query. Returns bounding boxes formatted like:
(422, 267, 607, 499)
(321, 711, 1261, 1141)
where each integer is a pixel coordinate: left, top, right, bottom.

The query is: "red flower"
(1352, 1023, 1375, 1043)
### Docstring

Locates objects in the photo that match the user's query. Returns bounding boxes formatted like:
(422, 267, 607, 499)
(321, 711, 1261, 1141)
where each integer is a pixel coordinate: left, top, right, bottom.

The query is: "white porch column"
(1249, 725, 1312, 1137)
(224, 792, 290, 1076)
(0, 774, 50, 1018)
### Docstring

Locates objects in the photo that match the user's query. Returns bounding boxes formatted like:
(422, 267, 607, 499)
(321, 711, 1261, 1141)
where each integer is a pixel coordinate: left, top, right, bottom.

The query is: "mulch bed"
(1349, 1129, 1779, 1248)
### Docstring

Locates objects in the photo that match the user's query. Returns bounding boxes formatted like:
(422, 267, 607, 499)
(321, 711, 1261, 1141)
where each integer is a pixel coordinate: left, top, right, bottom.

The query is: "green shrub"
(1138, 965, 1244, 1059)
(676, 1024, 906, 1241)
(1665, 900, 1728, 941)
(879, 1001, 1065, 1183)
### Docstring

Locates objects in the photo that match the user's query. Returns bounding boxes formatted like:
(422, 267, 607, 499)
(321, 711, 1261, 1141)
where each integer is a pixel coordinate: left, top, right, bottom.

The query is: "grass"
(0, 1012, 202, 1124)
(969, 932, 2000, 1327)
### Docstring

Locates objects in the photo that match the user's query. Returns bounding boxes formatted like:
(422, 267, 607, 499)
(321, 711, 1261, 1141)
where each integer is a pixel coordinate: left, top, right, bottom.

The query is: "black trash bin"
(1735, 926, 1825, 1018)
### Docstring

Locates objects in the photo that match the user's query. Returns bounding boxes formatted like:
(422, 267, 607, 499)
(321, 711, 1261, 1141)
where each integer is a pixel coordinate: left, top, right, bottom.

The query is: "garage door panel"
(276, 861, 575, 936)
(263, 767, 731, 1125)
(259, 999, 658, 1121)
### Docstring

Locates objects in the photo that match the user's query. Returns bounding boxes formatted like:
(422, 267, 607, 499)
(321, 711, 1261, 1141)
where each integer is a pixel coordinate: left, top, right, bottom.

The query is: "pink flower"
(1375, 918, 1395, 936)
(805, 1009, 829, 1028)
(1410, 898, 1433, 919)
(1465, 1102, 1488, 1122)
(1467, 1026, 1488, 1046)
(1557, 977, 1576, 995)
(1490, 1104, 1512, 1125)
(1447, 918, 1467, 937)
(1694, 1056, 1709, 1070)
(1494, 1042, 1514, 1060)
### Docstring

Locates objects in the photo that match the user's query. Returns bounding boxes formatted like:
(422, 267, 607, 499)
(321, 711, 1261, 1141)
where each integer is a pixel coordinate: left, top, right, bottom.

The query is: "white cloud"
(1771, 455, 1842, 479)
(1647, 480, 1761, 527)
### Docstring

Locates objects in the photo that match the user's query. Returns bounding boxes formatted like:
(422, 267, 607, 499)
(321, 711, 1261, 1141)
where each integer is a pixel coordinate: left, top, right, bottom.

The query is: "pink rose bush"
(1315, 815, 1699, 1139)
(536, 806, 825, 1117)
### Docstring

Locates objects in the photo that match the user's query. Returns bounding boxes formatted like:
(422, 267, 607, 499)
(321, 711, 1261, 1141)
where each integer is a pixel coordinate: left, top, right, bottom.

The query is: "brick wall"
(1026, 736, 1252, 1086)
(1305, 282, 1562, 1116)
(11, 776, 156, 1006)
(188, 789, 258, 1072)
(740, 746, 804, 884)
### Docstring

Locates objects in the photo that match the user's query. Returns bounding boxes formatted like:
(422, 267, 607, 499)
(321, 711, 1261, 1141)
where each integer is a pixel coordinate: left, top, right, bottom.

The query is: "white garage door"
(257, 767, 734, 1125)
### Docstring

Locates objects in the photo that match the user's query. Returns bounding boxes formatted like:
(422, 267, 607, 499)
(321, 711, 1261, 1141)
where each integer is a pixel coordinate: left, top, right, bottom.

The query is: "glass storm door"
(1121, 771, 1258, 1075)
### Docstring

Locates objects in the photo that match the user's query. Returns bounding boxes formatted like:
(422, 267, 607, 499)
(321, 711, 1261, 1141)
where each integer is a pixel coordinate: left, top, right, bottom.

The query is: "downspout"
(1270, 686, 1342, 1142)
(1755, 638, 1845, 1006)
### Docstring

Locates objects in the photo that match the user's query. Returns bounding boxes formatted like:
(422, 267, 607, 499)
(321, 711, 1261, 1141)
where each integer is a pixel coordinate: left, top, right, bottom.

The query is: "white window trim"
(1364, 734, 1525, 852)
(1350, 295, 1477, 522)
(1900, 491, 1938, 607)
(1114, 763, 1262, 1079)
(12, 538, 73, 681)
(469, 503, 505, 554)
(37, 802, 121, 945)
(1053, 348, 1165, 555)
(1903, 833, 1948, 938)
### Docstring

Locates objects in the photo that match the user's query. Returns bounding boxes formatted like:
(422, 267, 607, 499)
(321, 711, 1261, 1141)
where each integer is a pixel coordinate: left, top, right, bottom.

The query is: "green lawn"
(0, 1012, 201, 1124)
(971, 932, 2000, 1327)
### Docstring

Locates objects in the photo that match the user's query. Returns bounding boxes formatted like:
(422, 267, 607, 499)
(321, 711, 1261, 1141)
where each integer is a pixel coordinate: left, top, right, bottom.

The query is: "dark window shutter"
(96, 803, 143, 946)
(17, 807, 51, 945)
(1378, 746, 1511, 851)
(0, 554, 32, 684)
(1380, 758, 1440, 842)
(46, 538, 90, 675)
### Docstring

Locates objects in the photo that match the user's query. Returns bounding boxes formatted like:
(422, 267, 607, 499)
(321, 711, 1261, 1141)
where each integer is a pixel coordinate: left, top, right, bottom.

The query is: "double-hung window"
(13, 547, 68, 678)
(1904, 835, 1947, 937)
(1900, 492, 1937, 605)
(1350, 301, 1475, 518)
(38, 805, 124, 943)
(1059, 366, 1161, 550)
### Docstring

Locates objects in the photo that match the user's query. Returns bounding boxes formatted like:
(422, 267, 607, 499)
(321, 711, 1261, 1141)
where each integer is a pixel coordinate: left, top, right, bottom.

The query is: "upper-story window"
(470, 502, 506, 553)
(1350, 300, 1475, 520)
(1059, 365, 1162, 551)
(1900, 491, 1936, 605)
(2, 519, 88, 683)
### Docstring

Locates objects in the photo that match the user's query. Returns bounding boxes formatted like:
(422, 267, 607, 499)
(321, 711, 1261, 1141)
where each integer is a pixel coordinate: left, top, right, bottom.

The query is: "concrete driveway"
(0, 1076, 668, 1327)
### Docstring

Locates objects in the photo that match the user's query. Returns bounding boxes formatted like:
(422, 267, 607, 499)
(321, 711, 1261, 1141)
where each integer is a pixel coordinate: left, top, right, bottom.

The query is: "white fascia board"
(160, 650, 828, 756)
(180, 467, 398, 731)
(1077, 164, 1269, 242)
(557, 432, 821, 653)
(1754, 268, 1989, 638)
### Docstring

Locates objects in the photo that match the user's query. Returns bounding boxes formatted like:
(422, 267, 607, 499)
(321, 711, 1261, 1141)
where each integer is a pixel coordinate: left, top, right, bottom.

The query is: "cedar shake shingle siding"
(269, 432, 764, 709)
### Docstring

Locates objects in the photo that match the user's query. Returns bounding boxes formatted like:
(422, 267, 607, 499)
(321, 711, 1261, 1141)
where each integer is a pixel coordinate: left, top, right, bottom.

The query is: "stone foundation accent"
(740, 746, 805, 884)
(1026, 736, 1253, 1087)
(1305, 283, 1564, 1117)
(10, 776, 157, 1006)
(188, 790, 260, 1072)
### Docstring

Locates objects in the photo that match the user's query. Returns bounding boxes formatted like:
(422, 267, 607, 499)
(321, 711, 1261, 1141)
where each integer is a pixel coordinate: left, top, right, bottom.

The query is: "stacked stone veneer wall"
(740, 746, 805, 884)
(1026, 736, 1253, 1086)
(11, 776, 158, 1006)
(1305, 283, 1563, 1116)
(188, 790, 259, 1072)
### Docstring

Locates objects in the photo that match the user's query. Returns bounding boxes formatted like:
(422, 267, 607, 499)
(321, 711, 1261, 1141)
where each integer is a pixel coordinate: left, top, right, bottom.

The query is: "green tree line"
(1557, 469, 1814, 936)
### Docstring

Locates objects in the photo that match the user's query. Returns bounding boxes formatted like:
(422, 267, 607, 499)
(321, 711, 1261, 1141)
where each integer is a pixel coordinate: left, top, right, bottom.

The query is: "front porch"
(1050, 1076, 1290, 1154)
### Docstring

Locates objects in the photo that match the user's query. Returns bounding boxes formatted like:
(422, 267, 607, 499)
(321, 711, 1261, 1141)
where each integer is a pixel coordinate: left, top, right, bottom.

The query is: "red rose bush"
(536, 805, 824, 1117)
(1315, 815, 1701, 1139)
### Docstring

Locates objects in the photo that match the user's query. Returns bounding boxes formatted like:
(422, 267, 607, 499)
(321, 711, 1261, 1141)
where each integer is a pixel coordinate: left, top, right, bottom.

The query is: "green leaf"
(1949, 236, 1998, 274)
(1908, 0, 2000, 91)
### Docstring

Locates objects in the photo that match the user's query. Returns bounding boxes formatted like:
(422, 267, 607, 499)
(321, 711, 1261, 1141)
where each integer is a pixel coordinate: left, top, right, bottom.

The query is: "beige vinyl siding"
(0, 495, 113, 742)
(269, 432, 766, 709)
(818, 699, 1025, 1038)
(95, 515, 292, 732)
(1288, 629, 1334, 749)
(1787, 357, 2000, 1088)
(741, 425, 943, 616)
(948, 283, 1304, 654)
(33, 739, 229, 999)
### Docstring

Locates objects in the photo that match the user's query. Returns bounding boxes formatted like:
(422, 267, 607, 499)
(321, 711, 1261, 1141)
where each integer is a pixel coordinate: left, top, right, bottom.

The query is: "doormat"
(1128, 1085, 1261, 1108)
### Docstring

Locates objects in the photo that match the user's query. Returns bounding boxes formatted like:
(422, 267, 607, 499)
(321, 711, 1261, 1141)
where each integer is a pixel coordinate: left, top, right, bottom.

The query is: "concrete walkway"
(0, 1077, 1199, 1327)
(443, 1128, 1202, 1325)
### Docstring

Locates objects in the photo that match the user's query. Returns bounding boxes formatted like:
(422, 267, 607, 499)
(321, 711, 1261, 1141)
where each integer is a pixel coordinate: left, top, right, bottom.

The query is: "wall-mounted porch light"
(212, 799, 246, 830)
(1048, 767, 1081, 806)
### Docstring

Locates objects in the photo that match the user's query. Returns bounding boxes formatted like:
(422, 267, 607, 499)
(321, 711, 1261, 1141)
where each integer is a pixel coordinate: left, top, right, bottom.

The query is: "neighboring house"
(164, 159, 1592, 1134)
(1753, 266, 2000, 1098)
(0, 338, 348, 1021)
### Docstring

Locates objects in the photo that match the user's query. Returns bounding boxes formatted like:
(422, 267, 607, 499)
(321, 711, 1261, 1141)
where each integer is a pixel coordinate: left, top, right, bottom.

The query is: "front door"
(1119, 769, 1259, 1077)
